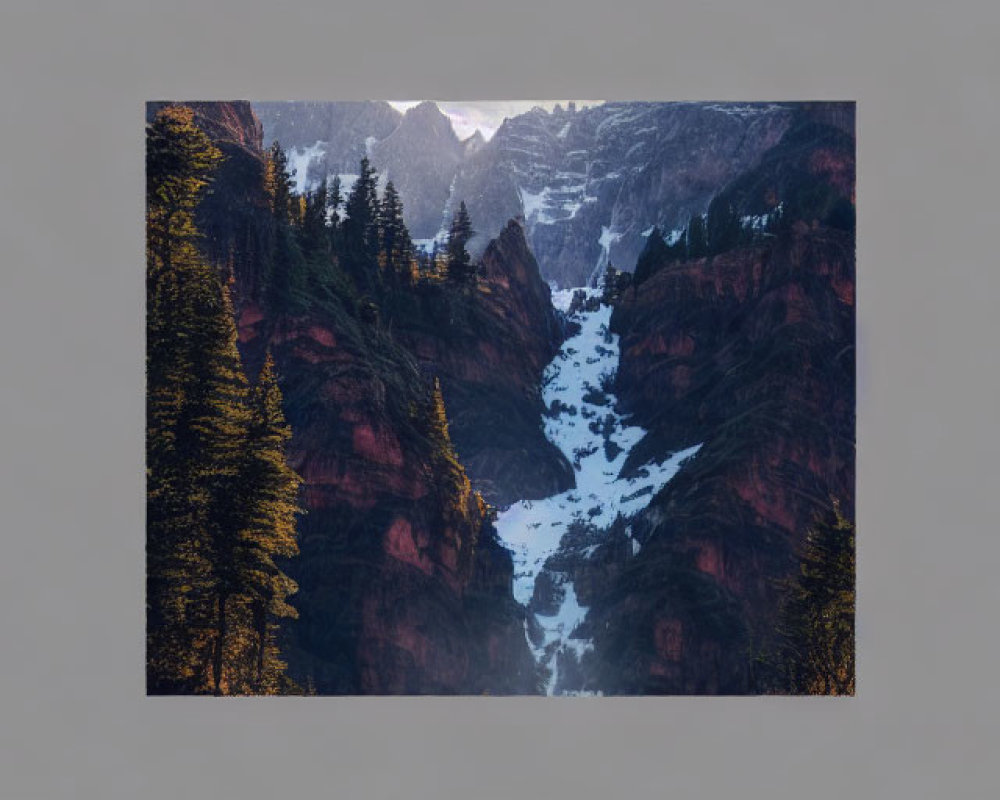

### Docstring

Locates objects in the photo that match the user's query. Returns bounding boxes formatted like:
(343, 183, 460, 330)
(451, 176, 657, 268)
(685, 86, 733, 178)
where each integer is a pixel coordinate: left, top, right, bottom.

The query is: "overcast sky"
(387, 100, 604, 140)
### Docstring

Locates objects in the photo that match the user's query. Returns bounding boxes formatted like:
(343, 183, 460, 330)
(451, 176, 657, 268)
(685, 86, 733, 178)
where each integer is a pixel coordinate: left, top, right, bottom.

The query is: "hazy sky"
(387, 101, 603, 140)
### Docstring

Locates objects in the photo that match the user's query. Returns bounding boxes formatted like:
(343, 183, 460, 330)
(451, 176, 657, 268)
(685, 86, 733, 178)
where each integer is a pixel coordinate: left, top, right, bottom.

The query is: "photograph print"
(146, 100, 855, 695)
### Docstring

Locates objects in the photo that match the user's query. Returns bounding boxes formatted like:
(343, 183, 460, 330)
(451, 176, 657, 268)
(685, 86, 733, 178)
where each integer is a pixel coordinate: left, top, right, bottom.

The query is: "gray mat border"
(2, 1, 997, 797)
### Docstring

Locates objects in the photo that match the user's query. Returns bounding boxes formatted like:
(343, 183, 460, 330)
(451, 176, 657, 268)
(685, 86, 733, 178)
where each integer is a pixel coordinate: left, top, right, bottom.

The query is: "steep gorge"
(147, 100, 855, 695)
(485, 107, 855, 694)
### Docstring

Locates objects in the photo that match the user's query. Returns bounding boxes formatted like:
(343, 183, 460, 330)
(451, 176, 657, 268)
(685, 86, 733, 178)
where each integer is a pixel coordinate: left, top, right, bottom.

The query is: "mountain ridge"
(252, 101, 802, 285)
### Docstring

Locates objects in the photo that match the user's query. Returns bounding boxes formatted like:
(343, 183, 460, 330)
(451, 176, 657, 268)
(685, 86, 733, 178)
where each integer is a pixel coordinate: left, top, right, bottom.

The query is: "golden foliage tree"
(147, 105, 231, 692)
(231, 353, 302, 693)
(147, 106, 302, 694)
(776, 500, 856, 695)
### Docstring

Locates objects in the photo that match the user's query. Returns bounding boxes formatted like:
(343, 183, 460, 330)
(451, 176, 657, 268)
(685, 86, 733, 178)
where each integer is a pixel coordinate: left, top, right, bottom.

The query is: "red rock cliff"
(393, 219, 575, 506)
(591, 115, 855, 693)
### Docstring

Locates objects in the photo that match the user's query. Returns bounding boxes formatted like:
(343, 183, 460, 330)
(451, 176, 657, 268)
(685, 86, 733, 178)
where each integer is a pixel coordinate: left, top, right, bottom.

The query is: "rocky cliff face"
(234, 299, 539, 694)
(392, 219, 575, 507)
(148, 100, 263, 149)
(254, 100, 401, 169)
(160, 100, 547, 694)
(455, 102, 794, 287)
(251, 101, 795, 286)
(587, 115, 855, 693)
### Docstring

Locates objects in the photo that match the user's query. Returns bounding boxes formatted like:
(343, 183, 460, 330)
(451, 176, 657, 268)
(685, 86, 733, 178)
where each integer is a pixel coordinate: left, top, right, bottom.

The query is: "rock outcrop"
(235, 300, 539, 694)
(254, 100, 401, 169)
(371, 101, 465, 237)
(587, 113, 855, 693)
(148, 100, 263, 150)
(454, 102, 794, 287)
(393, 219, 575, 507)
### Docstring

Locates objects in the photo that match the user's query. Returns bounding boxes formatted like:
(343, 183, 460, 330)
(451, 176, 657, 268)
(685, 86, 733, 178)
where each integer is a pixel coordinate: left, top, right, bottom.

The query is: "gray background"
(1, 0, 997, 797)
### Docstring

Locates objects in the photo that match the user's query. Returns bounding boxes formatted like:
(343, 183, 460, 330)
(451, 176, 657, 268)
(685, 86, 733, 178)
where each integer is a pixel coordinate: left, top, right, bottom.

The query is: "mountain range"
(253, 100, 798, 287)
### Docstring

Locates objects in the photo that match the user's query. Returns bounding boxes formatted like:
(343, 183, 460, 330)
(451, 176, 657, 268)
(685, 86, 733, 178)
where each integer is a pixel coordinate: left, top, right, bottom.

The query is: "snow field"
(495, 287, 701, 694)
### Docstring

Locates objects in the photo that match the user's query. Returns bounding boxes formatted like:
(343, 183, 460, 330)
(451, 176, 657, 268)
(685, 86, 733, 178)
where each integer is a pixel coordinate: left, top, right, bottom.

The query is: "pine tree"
(427, 241, 441, 279)
(446, 201, 475, 283)
(228, 353, 302, 693)
(263, 143, 308, 315)
(326, 175, 342, 252)
(147, 106, 302, 695)
(264, 142, 294, 224)
(426, 378, 473, 511)
(300, 182, 328, 261)
(327, 174, 342, 220)
(189, 283, 255, 695)
(775, 501, 856, 695)
(147, 105, 253, 693)
(342, 157, 381, 290)
(378, 180, 413, 284)
(146, 105, 223, 691)
(291, 194, 307, 228)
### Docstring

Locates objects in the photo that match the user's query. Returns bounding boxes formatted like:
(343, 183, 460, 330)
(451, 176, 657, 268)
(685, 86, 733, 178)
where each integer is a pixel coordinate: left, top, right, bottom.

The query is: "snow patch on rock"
(286, 140, 326, 194)
(495, 287, 702, 694)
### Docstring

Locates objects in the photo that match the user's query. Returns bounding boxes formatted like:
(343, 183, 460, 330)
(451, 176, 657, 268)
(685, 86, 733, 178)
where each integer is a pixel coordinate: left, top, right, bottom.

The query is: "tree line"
(632, 196, 787, 289)
(260, 143, 478, 321)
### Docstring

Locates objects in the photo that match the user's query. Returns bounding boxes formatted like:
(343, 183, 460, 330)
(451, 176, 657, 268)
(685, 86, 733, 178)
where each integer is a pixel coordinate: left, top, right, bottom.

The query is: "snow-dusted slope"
(253, 101, 794, 286)
(454, 102, 794, 287)
(494, 287, 701, 695)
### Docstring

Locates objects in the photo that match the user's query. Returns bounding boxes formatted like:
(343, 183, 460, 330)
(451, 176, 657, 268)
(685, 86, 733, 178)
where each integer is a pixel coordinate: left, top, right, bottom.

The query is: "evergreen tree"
(775, 501, 856, 695)
(262, 143, 309, 314)
(264, 142, 294, 224)
(147, 106, 252, 693)
(147, 106, 302, 695)
(291, 194, 307, 228)
(666, 231, 687, 261)
(424, 378, 484, 579)
(229, 353, 302, 693)
(378, 180, 413, 283)
(326, 175, 342, 252)
(191, 284, 255, 695)
(327, 174, 342, 219)
(342, 157, 381, 290)
(446, 201, 475, 283)
(146, 106, 223, 691)
(426, 378, 472, 506)
(427, 241, 441, 278)
(300, 181, 328, 261)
